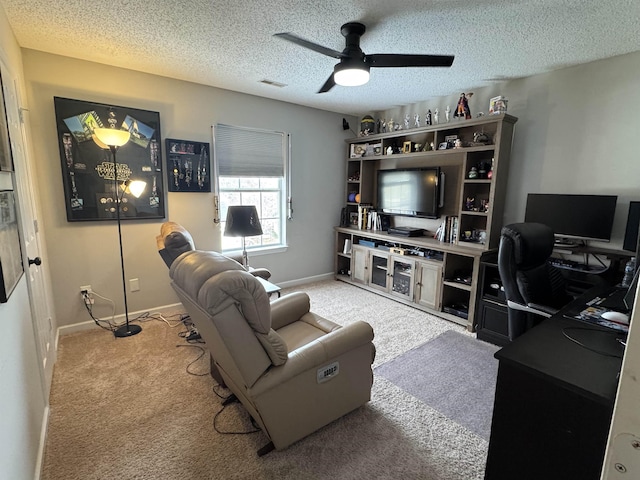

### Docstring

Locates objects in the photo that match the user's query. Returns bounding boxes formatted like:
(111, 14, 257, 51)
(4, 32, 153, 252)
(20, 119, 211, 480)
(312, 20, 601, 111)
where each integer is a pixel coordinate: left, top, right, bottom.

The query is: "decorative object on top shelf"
(489, 96, 508, 115)
(433, 109, 439, 124)
(360, 115, 375, 136)
(380, 119, 387, 133)
(425, 109, 433, 126)
(445, 105, 451, 122)
(454, 92, 474, 119)
(166, 139, 210, 192)
(404, 114, 410, 130)
(414, 113, 420, 128)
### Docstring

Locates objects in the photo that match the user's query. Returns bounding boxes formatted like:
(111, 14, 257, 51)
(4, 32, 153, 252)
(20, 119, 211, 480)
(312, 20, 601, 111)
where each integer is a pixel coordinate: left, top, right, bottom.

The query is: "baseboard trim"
(57, 302, 185, 337)
(276, 272, 335, 289)
(56, 275, 336, 337)
(34, 404, 49, 480)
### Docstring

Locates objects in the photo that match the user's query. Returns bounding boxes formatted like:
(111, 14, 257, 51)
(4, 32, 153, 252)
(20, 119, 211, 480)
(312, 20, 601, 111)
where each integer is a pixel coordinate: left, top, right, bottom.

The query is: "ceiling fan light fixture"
(334, 63, 370, 87)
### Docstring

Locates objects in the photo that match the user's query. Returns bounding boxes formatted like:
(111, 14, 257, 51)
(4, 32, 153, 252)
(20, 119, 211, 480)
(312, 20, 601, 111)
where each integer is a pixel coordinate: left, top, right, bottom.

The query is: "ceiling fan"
(274, 22, 455, 93)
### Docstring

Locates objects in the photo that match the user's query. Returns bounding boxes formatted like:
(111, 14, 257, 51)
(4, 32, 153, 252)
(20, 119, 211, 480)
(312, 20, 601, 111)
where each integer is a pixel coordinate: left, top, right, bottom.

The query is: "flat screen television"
(377, 167, 441, 218)
(524, 193, 618, 242)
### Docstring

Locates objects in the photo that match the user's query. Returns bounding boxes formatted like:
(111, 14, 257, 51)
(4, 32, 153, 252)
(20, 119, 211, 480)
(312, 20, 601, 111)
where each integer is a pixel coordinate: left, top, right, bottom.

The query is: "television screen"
(623, 201, 640, 252)
(377, 168, 440, 218)
(524, 193, 617, 242)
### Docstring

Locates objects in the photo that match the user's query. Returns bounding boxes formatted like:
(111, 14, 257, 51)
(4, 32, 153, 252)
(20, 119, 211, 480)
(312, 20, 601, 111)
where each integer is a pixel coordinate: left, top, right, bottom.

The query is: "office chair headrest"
(500, 223, 555, 269)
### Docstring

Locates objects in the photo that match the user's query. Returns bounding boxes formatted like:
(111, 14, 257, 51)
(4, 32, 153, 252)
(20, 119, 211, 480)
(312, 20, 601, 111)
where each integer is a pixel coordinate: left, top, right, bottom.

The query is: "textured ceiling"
(2, 0, 640, 116)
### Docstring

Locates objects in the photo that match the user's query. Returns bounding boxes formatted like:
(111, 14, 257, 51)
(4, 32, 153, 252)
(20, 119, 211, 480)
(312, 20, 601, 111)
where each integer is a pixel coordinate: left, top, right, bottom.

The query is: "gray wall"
(378, 52, 640, 252)
(22, 49, 355, 328)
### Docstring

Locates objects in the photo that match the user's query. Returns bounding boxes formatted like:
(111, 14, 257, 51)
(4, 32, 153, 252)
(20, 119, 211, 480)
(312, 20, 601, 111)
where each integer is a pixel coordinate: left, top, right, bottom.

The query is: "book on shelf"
(435, 216, 458, 243)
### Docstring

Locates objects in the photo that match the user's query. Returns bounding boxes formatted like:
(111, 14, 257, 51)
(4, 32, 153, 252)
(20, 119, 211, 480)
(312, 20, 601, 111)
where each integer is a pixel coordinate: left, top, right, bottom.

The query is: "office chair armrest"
(527, 302, 559, 316)
(507, 300, 555, 318)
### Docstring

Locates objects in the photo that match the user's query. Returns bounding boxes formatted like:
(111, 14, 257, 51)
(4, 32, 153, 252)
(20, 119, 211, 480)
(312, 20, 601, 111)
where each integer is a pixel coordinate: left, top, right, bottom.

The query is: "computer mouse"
(601, 311, 630, 325)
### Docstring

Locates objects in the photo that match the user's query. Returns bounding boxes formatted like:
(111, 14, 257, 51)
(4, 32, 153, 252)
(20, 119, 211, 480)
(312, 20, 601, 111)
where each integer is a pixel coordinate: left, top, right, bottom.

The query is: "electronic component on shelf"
(390, 247, 406, 255)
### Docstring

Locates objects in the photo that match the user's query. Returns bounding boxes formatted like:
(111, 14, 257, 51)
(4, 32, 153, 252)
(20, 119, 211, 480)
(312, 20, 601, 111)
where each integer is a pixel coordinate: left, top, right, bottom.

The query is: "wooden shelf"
(337, 114, 518, 330)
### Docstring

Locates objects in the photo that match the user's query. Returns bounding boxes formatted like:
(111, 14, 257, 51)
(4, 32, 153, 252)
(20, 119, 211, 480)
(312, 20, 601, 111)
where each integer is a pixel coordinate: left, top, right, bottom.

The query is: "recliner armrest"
(249, 321, 374, 396)
(248, 267, 271, 280)
(527, 302, 559, 316)
(270, 292, 311, 330)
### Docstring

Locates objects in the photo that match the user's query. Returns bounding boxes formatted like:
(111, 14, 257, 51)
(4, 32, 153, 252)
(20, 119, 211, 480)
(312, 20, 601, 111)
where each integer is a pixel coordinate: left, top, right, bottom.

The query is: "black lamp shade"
(224, 205, 263, 237)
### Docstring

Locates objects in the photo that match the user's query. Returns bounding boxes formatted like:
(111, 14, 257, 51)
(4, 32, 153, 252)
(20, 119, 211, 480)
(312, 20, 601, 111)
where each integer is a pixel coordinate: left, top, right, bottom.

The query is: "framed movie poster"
(0, 191, 23, 303)
(165, 138, 211, 192)
(53, 97, 165, 221)
(0, 71, 13, 172)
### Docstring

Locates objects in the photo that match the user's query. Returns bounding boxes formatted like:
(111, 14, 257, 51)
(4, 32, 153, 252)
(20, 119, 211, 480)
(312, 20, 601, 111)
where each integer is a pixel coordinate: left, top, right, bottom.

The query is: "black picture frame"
(165, 138, 211, 192)
(53, 97, 165, 221)
(0, 71, 14, 172)
(0, 191, 23, 303)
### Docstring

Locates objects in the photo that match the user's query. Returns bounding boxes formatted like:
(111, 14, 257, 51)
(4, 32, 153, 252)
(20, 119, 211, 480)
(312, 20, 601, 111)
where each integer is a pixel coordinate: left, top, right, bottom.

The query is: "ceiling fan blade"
(274, 32, 345, 59)
(318, 74, 336, 93)
(366, 54, 455, 68)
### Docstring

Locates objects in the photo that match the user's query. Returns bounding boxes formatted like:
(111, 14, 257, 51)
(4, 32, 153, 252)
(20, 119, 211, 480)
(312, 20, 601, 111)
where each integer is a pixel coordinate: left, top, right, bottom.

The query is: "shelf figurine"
(425, 109, 432, 126)
(454, 92, 474, 119)
(414, 113, 420, 128)
(404, 114, 410, 130)
(445, 105, 451, 122)
(433, 108, 439, 124)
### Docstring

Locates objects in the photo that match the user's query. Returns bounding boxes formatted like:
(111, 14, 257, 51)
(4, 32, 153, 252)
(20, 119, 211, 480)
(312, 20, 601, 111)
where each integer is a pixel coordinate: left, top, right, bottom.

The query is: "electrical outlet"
(80, 285, 94, 304)
(129, 278, 140, 292)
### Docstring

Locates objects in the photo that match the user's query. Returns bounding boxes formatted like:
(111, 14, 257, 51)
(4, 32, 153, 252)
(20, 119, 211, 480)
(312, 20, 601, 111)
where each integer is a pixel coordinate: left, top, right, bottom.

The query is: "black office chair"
(498, 222, 574, 341)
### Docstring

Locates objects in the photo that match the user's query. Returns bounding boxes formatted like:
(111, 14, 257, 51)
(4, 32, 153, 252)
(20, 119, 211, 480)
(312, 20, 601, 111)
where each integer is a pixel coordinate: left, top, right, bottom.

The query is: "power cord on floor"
(175, 344, 210, 376)
(212, 402, 261, 435)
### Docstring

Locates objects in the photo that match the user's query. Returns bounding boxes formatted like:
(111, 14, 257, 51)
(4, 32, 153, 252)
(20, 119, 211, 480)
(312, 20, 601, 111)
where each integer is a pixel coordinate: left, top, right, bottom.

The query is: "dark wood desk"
(484, 291, 625, 480)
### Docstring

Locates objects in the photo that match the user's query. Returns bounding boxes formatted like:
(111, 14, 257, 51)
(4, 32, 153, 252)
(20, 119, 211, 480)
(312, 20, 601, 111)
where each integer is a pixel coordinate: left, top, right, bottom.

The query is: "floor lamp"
(224, 205, 263, 268)
(93, 126, 146, 338)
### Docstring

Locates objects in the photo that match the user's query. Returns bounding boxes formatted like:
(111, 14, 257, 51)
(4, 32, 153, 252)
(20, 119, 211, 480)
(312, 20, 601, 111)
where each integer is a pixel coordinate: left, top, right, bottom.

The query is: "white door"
(1, 60, 54, 397)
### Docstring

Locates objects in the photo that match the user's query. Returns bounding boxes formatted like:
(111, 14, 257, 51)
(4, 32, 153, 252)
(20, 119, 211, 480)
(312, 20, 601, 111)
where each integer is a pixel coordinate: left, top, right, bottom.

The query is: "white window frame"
(212, 124, 291, 256)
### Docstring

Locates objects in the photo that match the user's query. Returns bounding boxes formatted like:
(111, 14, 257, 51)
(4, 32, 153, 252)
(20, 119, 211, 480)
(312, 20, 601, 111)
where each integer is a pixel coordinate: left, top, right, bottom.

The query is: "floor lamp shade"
(224, 205, 263, 267)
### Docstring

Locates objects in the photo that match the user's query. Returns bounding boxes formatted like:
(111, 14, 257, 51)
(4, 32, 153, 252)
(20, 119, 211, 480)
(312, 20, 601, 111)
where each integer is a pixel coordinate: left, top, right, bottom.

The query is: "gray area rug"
(376, 329, 500, 440)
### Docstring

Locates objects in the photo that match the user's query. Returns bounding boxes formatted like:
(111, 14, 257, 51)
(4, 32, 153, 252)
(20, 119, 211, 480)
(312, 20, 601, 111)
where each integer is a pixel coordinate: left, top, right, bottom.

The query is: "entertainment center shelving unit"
(334, 113, 518, 330)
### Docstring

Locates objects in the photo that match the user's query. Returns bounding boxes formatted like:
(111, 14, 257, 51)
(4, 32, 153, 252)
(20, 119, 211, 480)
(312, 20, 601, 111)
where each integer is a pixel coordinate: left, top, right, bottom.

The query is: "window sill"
(223, 245, 288, 258)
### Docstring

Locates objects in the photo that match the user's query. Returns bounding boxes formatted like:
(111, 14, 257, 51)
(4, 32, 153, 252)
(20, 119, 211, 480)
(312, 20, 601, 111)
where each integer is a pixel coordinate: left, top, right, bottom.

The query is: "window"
(213, 124, 290, 253)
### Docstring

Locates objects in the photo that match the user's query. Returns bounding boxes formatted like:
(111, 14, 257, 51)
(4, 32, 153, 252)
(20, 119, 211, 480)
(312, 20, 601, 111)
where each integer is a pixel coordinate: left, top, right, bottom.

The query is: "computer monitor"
(524, 193, 618, 243)
(623, 201, 640, 252)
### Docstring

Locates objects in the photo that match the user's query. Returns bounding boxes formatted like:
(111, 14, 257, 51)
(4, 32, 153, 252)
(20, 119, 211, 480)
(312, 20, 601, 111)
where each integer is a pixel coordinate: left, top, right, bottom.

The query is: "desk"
(484, 291, 625, 480)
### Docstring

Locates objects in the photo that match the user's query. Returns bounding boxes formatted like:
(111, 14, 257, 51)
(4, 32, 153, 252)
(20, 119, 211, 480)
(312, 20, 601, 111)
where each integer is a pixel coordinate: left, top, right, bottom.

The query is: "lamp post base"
(114, 323, 142, 338)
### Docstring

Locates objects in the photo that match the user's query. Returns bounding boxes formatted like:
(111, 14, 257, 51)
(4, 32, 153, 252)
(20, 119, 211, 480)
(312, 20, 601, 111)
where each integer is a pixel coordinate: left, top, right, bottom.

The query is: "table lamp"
(224, 205, 263, 268)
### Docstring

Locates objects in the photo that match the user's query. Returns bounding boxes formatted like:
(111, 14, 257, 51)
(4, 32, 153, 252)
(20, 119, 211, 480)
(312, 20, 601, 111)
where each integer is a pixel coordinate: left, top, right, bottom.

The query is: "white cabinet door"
(351, 246, 369, 284)
(415, 260, 443, 310)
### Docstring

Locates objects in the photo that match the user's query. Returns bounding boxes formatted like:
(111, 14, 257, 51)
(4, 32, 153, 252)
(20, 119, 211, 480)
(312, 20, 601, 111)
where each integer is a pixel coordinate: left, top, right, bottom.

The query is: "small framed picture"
(349, 212, 359, 226)
(403, 141, 412, 153)
(438, 142, 449, 150)
(350, 144, 365, 158)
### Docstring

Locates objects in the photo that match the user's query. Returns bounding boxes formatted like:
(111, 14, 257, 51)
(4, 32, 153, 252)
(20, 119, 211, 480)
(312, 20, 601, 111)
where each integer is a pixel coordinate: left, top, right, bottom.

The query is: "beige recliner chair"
(156, 221, 271, 280)
(169, 250, 375, 455)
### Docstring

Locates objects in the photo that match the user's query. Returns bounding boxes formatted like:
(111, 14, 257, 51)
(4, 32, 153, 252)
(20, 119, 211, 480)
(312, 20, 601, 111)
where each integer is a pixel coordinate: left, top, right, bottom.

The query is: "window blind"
(214, 124, 285, 177)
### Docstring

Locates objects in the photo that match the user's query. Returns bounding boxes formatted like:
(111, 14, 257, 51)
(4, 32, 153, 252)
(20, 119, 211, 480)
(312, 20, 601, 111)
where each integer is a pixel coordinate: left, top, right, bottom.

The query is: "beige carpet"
(41, 280, 491, 480)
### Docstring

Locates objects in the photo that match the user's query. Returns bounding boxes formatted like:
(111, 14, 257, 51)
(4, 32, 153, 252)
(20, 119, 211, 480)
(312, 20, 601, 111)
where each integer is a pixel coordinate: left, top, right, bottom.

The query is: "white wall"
(22, 49, 356, 328)
(0, 5, 47, 479)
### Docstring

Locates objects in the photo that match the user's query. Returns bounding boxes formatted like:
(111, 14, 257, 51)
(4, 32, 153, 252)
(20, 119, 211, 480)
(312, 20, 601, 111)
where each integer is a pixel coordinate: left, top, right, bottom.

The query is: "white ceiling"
(2, 0, 640, 116)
